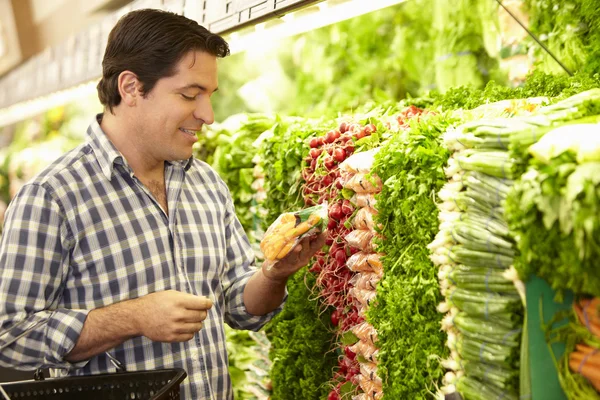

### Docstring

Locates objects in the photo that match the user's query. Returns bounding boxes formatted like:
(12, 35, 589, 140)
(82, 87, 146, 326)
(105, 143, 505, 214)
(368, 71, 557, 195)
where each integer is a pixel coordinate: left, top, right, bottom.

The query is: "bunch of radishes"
(299, 121, 379, 400)
(396, 105, 424, 129)
(302, 122, 376, 207)
(382, 105, 425, 132)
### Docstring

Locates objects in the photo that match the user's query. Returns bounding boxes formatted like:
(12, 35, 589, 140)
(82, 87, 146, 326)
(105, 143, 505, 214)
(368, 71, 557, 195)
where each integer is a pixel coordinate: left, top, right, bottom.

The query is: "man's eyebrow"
(177, 84, 219, 93)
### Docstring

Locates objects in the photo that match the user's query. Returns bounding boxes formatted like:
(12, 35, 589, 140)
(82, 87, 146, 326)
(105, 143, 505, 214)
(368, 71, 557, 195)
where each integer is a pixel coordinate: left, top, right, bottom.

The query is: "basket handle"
(33, 368, 45, 381)
(105, 352, 126, 373)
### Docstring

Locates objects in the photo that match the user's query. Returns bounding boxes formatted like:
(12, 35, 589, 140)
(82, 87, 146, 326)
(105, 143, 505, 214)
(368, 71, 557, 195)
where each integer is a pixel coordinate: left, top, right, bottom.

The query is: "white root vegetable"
(443, 372, 458, 386)
(441, 314, 455, 332)
(441, 358, 461, 371)
(439, 211, 461, 223)
(437, 301, 450, 314)
(444, 158, 461, 177)
(503, 265, 526, 304)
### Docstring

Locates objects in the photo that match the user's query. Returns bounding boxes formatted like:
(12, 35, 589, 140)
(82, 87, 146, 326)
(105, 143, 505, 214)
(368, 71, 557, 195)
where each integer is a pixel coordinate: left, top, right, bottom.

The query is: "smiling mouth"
(179, 128, 198, 136)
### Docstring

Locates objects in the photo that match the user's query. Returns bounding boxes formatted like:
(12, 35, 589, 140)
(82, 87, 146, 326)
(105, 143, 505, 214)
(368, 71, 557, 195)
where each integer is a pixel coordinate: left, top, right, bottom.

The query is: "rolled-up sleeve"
(0, 183, 89, 370)
(219, 190, 286, 331)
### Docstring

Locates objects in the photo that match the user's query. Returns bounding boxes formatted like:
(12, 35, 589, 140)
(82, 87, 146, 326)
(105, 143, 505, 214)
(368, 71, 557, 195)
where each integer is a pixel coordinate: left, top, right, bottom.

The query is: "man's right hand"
(134, 290, 213, 342)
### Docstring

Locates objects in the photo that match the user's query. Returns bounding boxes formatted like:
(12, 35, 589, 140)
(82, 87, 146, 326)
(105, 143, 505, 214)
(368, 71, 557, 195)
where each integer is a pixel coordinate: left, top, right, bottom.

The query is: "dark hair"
(97, 9, 229, 113)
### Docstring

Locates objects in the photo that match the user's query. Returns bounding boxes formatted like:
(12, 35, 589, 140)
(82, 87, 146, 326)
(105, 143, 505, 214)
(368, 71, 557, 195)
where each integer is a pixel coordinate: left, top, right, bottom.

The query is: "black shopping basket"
(0, 368, 187, 400)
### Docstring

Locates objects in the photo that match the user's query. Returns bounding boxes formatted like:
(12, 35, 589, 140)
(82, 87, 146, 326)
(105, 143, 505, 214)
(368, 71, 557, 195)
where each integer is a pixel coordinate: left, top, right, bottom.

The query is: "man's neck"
(100, 111, 164, 180)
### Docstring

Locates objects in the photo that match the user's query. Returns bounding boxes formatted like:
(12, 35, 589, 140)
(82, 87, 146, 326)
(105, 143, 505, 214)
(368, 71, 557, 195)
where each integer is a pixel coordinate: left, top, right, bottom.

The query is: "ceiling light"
(226, 0, 407, 54)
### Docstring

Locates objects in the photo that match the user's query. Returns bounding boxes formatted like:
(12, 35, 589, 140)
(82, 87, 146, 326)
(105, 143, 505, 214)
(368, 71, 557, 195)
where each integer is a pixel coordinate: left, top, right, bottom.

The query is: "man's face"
(134, 50, 218, 163)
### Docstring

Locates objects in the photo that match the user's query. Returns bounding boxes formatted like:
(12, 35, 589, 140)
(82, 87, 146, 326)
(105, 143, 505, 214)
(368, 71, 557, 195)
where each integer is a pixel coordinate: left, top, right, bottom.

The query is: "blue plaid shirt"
(0, 115, 283, 399)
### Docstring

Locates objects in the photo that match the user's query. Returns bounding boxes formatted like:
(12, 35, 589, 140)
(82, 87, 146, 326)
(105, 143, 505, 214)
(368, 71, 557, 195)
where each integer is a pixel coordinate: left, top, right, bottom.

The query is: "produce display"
(432, 102, 538, 400)
(225, 327, 273, 399)
(505, 91, 600, 298)
(525, 0, 600, 75)
(304, 122, 385, 400)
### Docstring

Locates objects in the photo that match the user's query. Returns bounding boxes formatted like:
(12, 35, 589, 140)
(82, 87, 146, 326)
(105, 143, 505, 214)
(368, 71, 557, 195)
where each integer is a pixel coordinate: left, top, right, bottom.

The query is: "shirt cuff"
(45, 308, 91, 369)
(227, 275, 288, 332)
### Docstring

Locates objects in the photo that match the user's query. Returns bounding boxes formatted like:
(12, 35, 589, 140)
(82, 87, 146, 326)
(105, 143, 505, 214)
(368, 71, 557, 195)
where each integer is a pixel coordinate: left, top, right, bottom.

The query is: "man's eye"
(181, 94, 195, 101)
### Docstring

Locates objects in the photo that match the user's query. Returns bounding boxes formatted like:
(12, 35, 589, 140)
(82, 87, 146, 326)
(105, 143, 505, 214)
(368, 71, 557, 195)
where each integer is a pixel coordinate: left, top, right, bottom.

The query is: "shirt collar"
(88, 114, 127, 180)
(88, 114, 194, 179)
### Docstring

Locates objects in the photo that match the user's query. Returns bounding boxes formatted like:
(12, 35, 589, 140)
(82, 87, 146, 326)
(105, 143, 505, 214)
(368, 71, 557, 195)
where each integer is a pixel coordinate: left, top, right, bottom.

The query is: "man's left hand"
(261, 233, 326, 283)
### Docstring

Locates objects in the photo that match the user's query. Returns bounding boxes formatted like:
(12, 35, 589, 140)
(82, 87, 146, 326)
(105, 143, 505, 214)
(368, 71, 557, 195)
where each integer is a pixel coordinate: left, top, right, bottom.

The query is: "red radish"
(333, 148, 346, 162)
(339, 135, 352, 143)
(364, 123, 377, 134)
(324, 156, 336, 170)
(325, 131, 335, 144)
(331, 309, 342, 326)
(348, 123, 362, 134)
(340, 357, 353, 372)
(322, 175, 333, 186)
(309, 137, 320, 148)
(334, 249, 347, 266)
(341, 199, 353, 215)
(344, 346, 356, 361)
(327, 391, 340, 400)
(310, 148, 322, 159)
(329, 203, 343, 220)
(309, 263, 322, 274)
(339, 122, 349, 133)
(325, 129, 341, 144)
(328, 242, 340, 255)
(335, 178, 344, 190)
(354, 128, 367, 139)
(327, 219, 337, 230)
(327, 390, 341, 400)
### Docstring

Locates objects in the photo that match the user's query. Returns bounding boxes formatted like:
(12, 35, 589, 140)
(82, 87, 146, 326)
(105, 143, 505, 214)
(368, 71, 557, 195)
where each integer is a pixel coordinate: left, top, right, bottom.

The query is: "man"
(0, 9, 324, 399)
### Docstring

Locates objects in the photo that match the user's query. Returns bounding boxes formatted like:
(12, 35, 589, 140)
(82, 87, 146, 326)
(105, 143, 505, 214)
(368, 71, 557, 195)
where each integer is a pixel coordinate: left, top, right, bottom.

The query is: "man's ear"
(117, 71, 141, 107)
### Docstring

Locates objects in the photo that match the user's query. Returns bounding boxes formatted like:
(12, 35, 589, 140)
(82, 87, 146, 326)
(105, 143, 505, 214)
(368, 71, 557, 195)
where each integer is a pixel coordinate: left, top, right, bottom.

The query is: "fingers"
(300, 233, 325, 259)
(298, 237, 314, 260)
(309, 233, 326, 252)
(166, 332, 197, 343)
(178, 293, 213, 310)
(177, 309, 208, 323)
(174, 322, 204, 335)
(292, 242, 303, 253)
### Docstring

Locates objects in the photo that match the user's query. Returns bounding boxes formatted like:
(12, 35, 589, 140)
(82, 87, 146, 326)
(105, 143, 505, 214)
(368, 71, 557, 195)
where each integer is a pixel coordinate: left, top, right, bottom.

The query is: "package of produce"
(356, 375, 383, 400)
(351, 193, 377, 209)
(346, 252, 383, 275)
(352, 392, 382, 400)
(350, 287, 377, 308)
(343, 173, 383, 194)
(350, 272, 381, 291)
(569, 342, 600, 393)
(345, 230, 375, 252)
(360, 362, 383, 387)
(352, 321, 379, 346)
(349, 339, 379, 362)
(260, 202, 328, 269)
(353, 207, 378, 231)
(339, 148, 381, 174)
